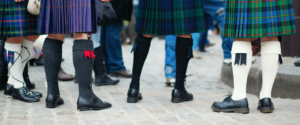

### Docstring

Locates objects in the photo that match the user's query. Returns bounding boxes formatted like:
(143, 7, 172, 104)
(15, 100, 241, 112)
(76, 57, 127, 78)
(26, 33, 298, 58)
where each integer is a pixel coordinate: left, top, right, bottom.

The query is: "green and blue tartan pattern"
(0, 0, 39, 38)
(135, 0, 206, 35)
(223, 0, 296, 38)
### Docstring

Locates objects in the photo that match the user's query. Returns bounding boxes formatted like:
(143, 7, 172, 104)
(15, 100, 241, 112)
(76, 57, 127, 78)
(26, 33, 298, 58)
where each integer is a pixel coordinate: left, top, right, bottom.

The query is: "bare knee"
(141, 34, 154, 38)
(260, 36, 278, 42)
(73, 33, 88, 40)
(177, 34, 191, 38)
(24, 35, 40, 42)
(234, 38, 252, 41)
(48, 34, 66, 41)
(6, 37, 24, 44)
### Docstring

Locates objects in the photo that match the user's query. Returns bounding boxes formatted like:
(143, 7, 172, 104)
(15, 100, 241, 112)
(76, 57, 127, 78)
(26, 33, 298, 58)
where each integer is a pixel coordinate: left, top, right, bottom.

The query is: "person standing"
(38, 0, 112, 110)
(212, 0, 296, 113)
(0, 0, 42, 102)
(95, 0, 133, 78)
(127, 0, 206, 103)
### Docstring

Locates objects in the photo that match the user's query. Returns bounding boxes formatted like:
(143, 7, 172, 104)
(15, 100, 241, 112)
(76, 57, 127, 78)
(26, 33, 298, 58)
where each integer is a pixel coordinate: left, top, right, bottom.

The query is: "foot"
(46, 94, 64, 108)
(165, 78, 175, 87)
(193, 51, 201, 59)
(109, 70, 132, 78)
(12, 86, 40, 102)
(127, 89, 142, 103)
(5, 84, 42, 98)
(223, 59, 232, 66)
(171, 89, 193, 103)
(205, 43, 215, 48)
(77, 96, 112, 111)
(58, 68, 74, 81)
(257, 98, 274, 113)
(94, 74, 119, 86)
(211, 94, 249, 113)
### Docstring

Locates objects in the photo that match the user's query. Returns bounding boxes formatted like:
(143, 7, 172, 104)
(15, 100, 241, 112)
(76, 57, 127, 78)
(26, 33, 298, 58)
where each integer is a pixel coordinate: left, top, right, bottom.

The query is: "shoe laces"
(223, 93, 232, 101)
(22, 86, 32, 95)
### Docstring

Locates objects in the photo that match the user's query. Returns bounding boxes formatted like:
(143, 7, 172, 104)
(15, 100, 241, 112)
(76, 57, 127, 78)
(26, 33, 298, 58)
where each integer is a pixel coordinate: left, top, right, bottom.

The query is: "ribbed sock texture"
(174, 37, 193, 91)
(129, 34, 152, 90)
(93, 47, 106, 75)
(231, 41, 252, 100)
(73, 40, 95, 98)
(43, 38, 63, 95)
(5, 43, 24, 88)
(259, 41, 281, 99)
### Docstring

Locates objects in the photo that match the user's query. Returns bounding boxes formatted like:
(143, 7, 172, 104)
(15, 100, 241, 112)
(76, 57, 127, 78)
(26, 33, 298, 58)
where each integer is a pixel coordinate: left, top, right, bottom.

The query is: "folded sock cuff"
(231, 41, 252, 54)
(22, 39, 34, 48)
(43, 38, 63, 53)
(135, 34, 152, 46)
(260, 41, 281, 54)
(176, 37, 193, 46)
(73, 40, 94, 51)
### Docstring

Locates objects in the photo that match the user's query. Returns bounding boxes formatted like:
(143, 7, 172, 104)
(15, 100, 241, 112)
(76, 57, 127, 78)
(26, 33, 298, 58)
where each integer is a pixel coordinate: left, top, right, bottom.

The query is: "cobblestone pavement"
(0, 35, 300, 125)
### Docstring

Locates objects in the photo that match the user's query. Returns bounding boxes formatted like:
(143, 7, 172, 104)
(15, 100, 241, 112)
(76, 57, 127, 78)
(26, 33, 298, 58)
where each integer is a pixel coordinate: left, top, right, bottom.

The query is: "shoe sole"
(94, 82, 119, 86)
(109, 74, 131, 78)
(127, 97, 142, 103)
(12, 95, 40, 103)
(211, 106, 249, 114)
(257, 107, 274, 113)
(46, 101, 64, 108)
(77, 105, 112, 111)
(58, 79, 74, 81)
(171, 98, 193, 103)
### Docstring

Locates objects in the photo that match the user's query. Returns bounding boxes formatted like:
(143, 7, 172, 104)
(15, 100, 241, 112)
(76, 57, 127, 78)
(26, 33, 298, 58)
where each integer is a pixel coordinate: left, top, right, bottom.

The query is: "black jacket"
(110, 0, 133, 21)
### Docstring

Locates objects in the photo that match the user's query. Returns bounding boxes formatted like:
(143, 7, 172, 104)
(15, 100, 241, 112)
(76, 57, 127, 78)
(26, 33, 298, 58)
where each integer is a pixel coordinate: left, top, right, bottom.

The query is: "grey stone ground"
(0, 35, 300, 125)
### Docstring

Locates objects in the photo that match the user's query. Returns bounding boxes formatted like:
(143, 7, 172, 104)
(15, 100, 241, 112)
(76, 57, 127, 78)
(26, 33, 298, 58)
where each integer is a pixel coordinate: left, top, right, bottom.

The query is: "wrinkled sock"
(174, 37, 193, 91)
(43, 38, 63, 95)
(129, 34, 152, 90)
(231, 41, 252, 100)
(259, 41, 281, 99)
(73, 40, 95, 98)
(5, 43, 24, 88)
(93, 47, 106, 76)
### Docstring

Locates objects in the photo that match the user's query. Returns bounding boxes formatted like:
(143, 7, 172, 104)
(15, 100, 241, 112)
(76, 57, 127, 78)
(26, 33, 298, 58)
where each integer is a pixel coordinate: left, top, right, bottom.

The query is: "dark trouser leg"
(0, 38, 8, 90)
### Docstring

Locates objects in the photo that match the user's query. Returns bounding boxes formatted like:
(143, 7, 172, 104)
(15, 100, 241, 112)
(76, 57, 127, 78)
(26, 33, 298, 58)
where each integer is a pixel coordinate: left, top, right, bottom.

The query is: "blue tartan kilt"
(0, 0, 39, 38)
(135, 0, 206, 35)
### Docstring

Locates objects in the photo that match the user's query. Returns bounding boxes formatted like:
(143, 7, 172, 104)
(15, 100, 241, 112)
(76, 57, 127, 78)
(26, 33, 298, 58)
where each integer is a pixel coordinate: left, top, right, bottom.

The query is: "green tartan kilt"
(0, 0, 39, 38)
(223, 0, 296, 38)
(135, 0, 206, 35)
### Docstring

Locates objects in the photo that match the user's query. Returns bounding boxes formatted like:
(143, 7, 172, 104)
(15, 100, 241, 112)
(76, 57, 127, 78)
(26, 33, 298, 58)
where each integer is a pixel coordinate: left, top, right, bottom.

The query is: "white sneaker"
(223, 59, 232, 66)
(193, 51, 201, 59)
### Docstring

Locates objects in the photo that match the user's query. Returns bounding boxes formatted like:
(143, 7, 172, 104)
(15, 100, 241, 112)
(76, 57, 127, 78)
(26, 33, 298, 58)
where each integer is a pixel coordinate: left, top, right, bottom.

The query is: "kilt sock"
(21, 39, 34, 71)
(5, 43, 24, 88)
(129, 34, 152, 90)
(259, 41, 281, 99)
(43, 38, 63, 95)
(231, 41, 252, 100)
(73, 40, 95, 98)
(174, 37, 193, 91)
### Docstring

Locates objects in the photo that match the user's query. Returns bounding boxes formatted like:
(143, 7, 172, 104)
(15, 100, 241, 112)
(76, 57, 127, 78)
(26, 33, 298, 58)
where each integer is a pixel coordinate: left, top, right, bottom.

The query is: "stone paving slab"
(0, 35, 299, 125)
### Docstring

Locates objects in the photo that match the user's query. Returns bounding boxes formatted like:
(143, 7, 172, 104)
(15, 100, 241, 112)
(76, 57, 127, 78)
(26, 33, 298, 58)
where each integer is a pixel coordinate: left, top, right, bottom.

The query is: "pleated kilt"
(0, 0, 39, 38)
(37, 0, 97, 34)
(223, 0, 296, 38)
(135, 0, 206, 35)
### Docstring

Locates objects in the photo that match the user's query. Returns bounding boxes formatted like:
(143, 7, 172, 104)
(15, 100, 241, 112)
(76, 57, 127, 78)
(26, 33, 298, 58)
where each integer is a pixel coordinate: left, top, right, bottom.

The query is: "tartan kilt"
(0, 0, 39, 38)
(135, 0, 206, 35)
(37, 0, 97, 34)
(223, 0, 296, 38)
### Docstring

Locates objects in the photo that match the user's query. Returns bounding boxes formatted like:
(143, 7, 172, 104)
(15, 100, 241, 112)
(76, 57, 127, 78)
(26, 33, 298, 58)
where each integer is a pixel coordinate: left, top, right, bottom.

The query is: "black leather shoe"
(94, 74, 119, 86)
(23, 64, 35, 89)
(77, 96, 112, 111)
(171, 89, 193, 103)
(211, 94, 249, 113)
(294, 60, 300, 66)
(46, 94, 64, 108)
(12, 86, 40, 102)
(29, 57, 44, 66)
(5, 84, 42, 98)
(257, 98, 274, 113)
(127, 89, 142, 103)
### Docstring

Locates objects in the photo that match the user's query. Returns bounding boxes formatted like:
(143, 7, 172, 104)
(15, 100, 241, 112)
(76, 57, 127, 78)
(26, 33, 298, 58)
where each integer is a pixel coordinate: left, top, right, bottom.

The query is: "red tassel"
(39, 49, 43, 57)
(84, 50, 91, 58)
(91, 51, 95, 59)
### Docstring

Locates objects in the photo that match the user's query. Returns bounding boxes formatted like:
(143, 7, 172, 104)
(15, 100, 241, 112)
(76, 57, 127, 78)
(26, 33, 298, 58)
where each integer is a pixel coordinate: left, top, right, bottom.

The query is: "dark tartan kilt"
(223, 0, 296, 38)
(135, 0, 206, 35)
(37, 0, 97, 34)
(0, 0, 39, 38)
